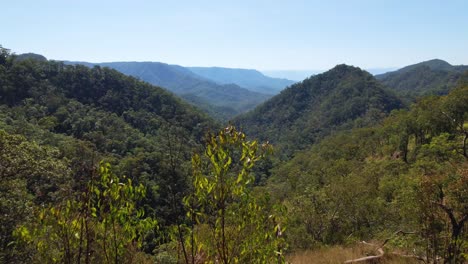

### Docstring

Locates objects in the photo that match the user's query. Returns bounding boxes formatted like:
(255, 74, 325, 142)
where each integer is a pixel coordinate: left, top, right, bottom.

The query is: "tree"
(415, 147, 467, 263)
(181, 125, 285, 263)
(441, 80, 468, 157)
(16, 162, 157, 264)
(0, 130, 70, 263)
(0, 45, 10, 65)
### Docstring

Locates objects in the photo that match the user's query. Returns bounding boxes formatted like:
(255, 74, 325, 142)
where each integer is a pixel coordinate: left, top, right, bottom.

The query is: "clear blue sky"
(2, 0, 467, 71)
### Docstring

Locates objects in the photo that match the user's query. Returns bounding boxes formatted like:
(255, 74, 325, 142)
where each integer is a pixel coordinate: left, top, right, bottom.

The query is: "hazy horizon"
(261, 67, 399, 80)
(3, 0, 468, 72)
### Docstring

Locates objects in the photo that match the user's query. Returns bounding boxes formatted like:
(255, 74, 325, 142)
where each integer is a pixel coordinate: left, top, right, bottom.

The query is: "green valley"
(1, 44, 467, 264)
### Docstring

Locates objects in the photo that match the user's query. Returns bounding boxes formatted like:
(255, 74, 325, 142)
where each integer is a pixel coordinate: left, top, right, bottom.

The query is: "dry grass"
(286, 244, 420, 264)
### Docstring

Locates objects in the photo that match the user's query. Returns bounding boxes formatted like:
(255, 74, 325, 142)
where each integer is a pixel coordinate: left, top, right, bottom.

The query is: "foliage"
(270, 78, 468, 262)
(0, 46, 216, 260)
(2, 44, 468, 263)
(182, 126, 286, 263)
(0, 130, 71, 263)
(15, 162, 157, 264)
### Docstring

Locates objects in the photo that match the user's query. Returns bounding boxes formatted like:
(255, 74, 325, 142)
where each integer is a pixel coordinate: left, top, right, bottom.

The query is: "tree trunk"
(445, 220, 466, 264)
(462, 131, 467, 158)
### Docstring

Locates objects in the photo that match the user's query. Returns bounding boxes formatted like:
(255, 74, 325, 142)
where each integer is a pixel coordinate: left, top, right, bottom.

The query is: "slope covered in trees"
(2, 44, 467, 263)
(235, 64, 403, 158)
(66, 61, 271, 120)
(188, 66, 295, 94)
(0, 46, 220, 262)
(376, 59, 468, 100)
(269, 74, 468, 262)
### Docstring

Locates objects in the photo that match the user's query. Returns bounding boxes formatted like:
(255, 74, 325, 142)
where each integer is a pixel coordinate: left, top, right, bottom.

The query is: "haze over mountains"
(262, 68, 397, 81)
(16, 52, 467, 125)
(261, 70, 320, 81)
(58, 56, 468, 125)
(63, 60, 295, 121)
(188, 67, 295, 94)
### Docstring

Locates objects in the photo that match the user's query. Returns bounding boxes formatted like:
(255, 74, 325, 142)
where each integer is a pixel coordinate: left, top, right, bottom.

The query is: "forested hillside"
(236, 65, 403, 158)
(1, 44, 467, 263)
(269, 74, 468, 262)
(376, 59, 468, 100)
(66, 61, 271, 120)
(0, 47, 219, 263)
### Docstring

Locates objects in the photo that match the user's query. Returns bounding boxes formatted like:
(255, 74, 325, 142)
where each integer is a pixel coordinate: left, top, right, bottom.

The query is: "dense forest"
(1, 45, 467, 263)
(0, 46, 217, 263)
(235, 65, 403, 159)
(271, 75, 468, 262)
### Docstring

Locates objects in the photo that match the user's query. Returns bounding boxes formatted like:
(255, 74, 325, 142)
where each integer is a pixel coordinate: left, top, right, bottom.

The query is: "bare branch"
(344, 231, 419, 263)
(344, 246, 384, 263)
(432, 201, 459, 231)
(391, 252, 427, 262)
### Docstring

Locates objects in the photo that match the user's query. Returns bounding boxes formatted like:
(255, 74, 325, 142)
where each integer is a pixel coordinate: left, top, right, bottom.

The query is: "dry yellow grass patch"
(286, 244, 420, 264)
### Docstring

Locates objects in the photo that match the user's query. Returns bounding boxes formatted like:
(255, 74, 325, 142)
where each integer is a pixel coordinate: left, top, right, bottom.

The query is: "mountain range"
(18, 52, 468, 126)
(62, 61, 294, 121)
(262, 68, 397, 81)
(188, 66, 295, 94)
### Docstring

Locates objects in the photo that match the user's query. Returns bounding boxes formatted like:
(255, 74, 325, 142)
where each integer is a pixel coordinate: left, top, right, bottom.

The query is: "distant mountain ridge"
(236, 64, 403, 158)
(389, 59, 468, 73)
(376, 59, 468, 98)
(64, 61, 272, 120)
(188, 67, 295, 94)
(261, 70, 320, 81)
(261, 68, 399, 81)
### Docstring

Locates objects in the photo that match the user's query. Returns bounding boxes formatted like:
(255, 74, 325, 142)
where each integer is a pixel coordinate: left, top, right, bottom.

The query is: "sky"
(2, 0, 468, 72)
